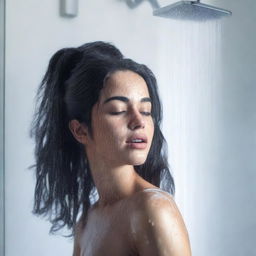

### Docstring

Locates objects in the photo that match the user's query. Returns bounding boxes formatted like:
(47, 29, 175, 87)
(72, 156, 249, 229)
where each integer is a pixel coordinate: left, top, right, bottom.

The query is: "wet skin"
(73, 188, 191, 256)
(70, 70, 192, 256)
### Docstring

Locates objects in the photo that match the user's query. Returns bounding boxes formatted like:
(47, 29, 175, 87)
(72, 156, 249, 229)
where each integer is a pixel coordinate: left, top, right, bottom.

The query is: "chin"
(127, 156, 147, 166)
(120, 149, 149, 166)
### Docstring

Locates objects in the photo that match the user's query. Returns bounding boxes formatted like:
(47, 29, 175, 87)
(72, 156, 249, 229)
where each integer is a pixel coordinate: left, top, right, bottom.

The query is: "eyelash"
(110, 111, 152, 116)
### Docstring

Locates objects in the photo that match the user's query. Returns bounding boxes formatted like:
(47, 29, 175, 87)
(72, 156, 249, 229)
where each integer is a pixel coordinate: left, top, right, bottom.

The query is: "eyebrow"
(103, 96, 152, 104)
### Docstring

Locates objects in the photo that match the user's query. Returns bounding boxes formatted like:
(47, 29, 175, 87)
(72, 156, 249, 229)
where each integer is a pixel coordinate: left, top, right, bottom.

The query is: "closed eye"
(110, 111, 126, 115)
(110, 111, 151, 116)
(141, 112, 152, 116)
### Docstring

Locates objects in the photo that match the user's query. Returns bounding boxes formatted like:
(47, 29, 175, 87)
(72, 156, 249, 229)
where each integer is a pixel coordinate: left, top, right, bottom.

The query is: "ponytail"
(30, 47, 93, 237)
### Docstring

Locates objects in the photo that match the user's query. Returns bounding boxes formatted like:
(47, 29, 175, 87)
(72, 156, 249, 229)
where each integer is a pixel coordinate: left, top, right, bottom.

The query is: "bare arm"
(130, 192, 192, 256)
(72, 238, 81, 256)
(72, 220, 82, 256)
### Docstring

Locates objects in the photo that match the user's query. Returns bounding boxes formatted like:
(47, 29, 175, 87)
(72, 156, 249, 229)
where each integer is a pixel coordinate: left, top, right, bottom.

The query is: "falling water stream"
(157, 19, 222, 254)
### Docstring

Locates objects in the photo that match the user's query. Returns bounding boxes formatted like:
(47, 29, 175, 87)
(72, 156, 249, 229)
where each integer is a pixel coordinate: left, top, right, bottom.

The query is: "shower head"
(153, 0, 232, 21)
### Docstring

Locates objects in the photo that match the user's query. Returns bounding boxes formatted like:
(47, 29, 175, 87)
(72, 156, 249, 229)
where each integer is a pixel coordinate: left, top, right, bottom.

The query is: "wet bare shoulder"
(129, 189, 191, 256)
(129, 188, 174, 210)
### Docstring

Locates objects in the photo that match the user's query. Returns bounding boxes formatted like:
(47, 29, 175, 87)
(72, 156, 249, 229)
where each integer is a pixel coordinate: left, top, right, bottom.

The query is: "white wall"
(4, 0, 256, 255)
(210, 1, 256, 255)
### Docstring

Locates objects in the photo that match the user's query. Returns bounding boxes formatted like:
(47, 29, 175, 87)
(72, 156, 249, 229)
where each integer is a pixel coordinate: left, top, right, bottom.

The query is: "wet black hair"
(29, 41, 175, 237)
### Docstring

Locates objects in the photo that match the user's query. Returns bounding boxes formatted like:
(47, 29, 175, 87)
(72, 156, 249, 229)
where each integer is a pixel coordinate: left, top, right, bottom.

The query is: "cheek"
(101, 118, 121, 133)
(95, 117, 124, 143)
(148, 119, 155, 137)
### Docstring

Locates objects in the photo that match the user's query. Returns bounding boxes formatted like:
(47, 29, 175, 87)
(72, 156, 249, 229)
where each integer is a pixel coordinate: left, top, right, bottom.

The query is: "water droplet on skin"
(148, 218, 155, 226)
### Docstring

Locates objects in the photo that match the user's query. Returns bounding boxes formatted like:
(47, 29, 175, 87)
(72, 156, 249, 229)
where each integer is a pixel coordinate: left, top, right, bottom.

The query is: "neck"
(84, 147, 156, 208)
(91, 163, 145, 207)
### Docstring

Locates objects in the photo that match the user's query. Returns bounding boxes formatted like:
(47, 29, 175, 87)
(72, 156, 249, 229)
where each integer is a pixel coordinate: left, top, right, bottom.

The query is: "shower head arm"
(126, 0, 160, 10)
(125, 0, 201, 11)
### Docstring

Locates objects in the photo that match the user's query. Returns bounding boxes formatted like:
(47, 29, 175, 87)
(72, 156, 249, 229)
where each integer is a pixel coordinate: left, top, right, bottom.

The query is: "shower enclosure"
(1, 0, 256, 255)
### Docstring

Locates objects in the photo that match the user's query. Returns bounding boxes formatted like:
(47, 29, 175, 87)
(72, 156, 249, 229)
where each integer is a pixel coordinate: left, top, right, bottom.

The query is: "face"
(85, 70, 154, 167)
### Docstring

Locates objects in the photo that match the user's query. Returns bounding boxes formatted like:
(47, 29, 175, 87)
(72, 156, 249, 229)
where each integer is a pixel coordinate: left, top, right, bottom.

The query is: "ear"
(69, 119, 88, 144)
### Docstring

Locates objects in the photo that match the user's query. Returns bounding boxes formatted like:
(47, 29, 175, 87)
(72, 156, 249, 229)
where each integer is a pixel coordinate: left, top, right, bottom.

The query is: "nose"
(128, 109, 145, 130)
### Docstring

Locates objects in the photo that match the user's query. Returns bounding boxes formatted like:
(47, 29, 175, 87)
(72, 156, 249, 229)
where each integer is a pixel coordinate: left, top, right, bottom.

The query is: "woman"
(30, 41, 191, 256)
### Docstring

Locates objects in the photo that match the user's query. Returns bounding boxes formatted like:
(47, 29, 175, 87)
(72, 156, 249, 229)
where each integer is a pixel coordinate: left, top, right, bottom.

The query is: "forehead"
(99, 70, 150, 102)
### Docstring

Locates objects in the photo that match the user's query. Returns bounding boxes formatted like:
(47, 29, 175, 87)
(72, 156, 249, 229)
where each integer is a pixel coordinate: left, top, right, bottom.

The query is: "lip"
(126, 142, 147, 149)
(126, 134, 148, 143)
